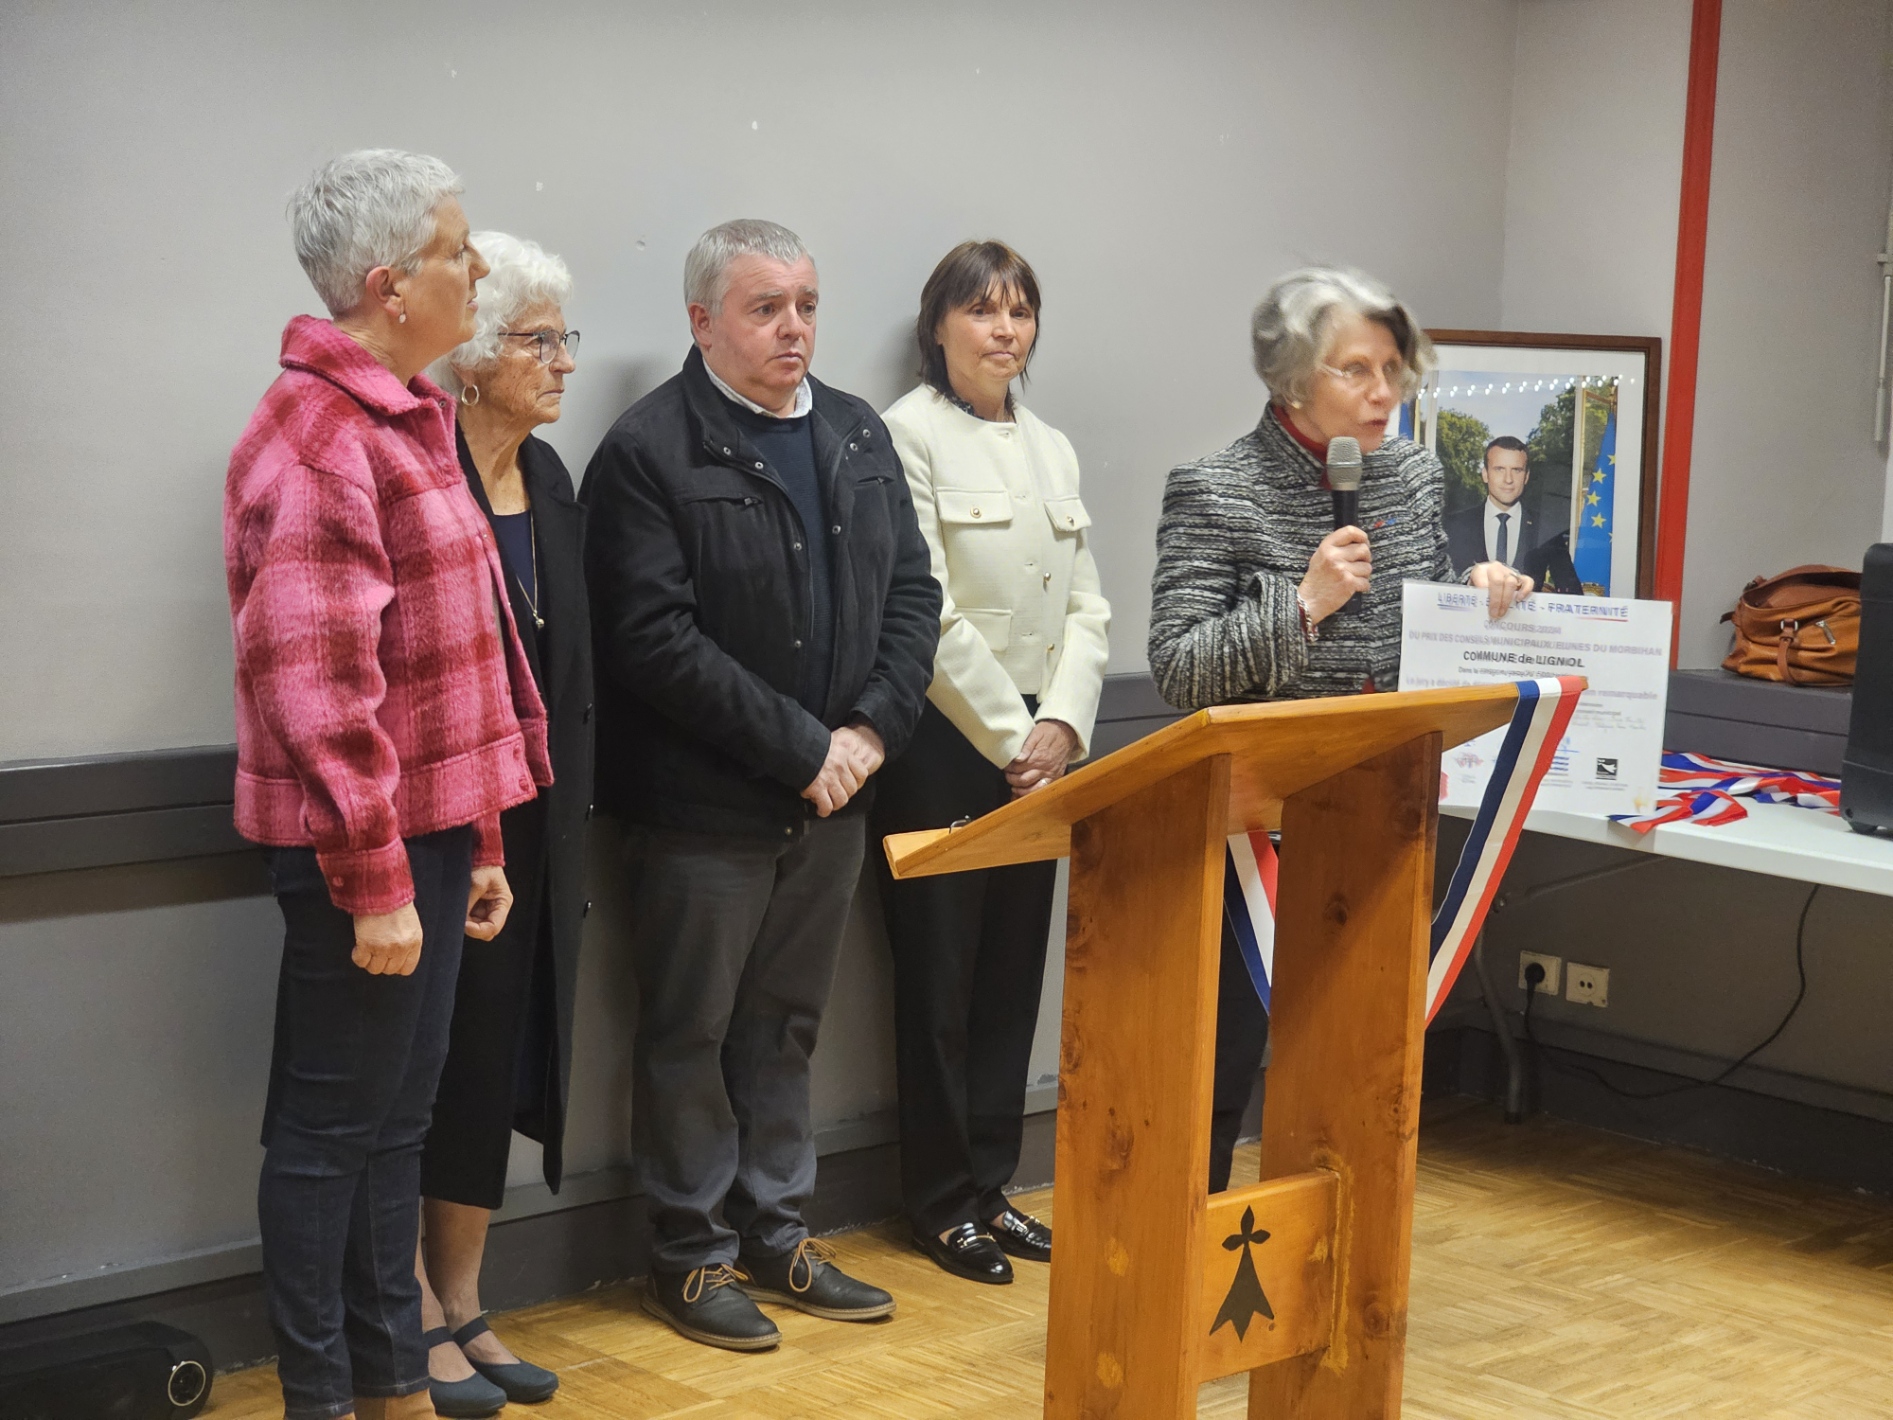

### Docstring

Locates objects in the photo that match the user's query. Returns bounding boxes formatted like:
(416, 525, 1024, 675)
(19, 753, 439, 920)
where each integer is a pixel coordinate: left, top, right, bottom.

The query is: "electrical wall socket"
(1566, 963, 1610, 1007)
(1517, 951, 1561, 995)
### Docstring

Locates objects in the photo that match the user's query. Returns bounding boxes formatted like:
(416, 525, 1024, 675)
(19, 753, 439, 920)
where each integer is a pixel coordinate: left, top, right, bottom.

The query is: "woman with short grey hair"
(229, 150, 551, 1420)
(1147, 265, 1527, 1192)
(411, 233, 590, 1416)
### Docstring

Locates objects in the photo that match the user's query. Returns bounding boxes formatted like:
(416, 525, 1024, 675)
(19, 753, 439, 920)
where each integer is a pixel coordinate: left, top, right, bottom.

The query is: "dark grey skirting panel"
(1090, 672, 1184, 756)
(1664, 668, 1852, 774)
(0, 675, 1188, 878)
(0, 666, 1852, 876)
(0, 746, 246, 876)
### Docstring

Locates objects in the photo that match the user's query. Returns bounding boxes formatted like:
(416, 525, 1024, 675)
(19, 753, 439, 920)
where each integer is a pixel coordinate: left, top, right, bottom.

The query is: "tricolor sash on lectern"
(1223, 676, 1583, 1022)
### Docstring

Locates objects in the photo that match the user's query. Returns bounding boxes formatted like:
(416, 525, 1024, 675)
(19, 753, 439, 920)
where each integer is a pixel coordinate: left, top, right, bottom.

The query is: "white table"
(1444, 799, 1893, 898)
(1441, 799, 1893, 1118)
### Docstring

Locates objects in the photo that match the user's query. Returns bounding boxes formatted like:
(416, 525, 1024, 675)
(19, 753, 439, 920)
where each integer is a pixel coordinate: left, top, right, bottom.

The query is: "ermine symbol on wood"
(1210, 1207, 1275, 1340)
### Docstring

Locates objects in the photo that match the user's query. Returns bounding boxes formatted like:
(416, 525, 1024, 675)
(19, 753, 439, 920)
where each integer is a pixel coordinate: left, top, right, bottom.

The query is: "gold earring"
(461, 384, 480, 406)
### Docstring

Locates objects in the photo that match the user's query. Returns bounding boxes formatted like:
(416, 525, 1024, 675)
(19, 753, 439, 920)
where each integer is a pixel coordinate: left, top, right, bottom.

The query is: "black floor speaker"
(1842, 542, 1893, 834)
(0, 1322, 211, 1420)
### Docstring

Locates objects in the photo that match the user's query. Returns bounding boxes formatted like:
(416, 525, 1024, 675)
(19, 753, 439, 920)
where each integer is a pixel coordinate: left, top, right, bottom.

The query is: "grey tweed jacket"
(1147, 407, 1459, 711)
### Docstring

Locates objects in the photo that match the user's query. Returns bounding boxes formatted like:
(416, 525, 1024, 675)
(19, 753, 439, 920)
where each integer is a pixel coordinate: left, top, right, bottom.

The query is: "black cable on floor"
(1519, 884, 1820, 1102)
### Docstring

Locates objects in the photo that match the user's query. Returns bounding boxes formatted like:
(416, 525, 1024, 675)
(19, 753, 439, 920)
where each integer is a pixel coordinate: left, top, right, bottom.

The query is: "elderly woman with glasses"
(227, 151, 549, 1420)
(1147, 266, 1527, 1195)
(411, 233, 591, 1418)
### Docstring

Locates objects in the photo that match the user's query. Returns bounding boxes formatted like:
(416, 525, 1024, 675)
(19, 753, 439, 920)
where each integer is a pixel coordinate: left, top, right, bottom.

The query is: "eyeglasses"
(501, 329, 581, 364)
(1318, 359, 1405, 393)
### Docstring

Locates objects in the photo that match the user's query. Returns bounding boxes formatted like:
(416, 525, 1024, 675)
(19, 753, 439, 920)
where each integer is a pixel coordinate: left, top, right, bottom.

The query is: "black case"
(0, 1322, 210, 1420)
(1841, 542, 1893, 834)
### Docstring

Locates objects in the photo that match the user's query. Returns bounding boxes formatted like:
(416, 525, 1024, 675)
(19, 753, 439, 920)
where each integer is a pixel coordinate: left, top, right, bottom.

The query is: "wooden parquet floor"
(206, 1101, 1893, 1418)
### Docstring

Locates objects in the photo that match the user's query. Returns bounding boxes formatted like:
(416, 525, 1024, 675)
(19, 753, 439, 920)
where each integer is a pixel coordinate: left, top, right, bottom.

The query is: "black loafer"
(422, 1328, 507, 1418)
(737, 1238, 896, 1322)
(988, 1206, 1052, 1263)
(643, 1264, 780, 1352)
(453, 1315, 559, 1403)
(913, 1222, 1012, 1285)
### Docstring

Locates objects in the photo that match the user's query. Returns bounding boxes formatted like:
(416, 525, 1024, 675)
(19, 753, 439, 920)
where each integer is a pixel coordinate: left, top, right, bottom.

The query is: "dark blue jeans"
(258, 827, 472, 1420)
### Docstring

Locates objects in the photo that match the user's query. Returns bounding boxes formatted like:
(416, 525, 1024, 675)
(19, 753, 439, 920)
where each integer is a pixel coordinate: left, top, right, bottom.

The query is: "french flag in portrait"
(1223, 676, 1583, 1023)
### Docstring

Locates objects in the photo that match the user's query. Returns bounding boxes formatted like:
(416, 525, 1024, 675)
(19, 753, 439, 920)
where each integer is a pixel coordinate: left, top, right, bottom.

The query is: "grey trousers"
(623, 814, 866, 1272)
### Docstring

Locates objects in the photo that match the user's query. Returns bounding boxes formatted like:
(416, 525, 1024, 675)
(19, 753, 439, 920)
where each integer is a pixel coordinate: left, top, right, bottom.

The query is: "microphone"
(1327, 436, 1364, 614)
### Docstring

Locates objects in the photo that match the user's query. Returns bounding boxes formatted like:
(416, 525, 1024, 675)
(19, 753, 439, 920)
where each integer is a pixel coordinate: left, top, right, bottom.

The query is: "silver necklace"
(522, 517, 544, 630)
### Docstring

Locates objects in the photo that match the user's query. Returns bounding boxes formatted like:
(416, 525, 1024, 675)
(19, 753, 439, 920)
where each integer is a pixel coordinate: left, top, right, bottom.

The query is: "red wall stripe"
(1653, 0, 1724, 663)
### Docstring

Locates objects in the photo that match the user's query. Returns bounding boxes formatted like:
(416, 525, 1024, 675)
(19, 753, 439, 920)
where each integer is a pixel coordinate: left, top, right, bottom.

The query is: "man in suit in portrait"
(1445, 435, 1580, 593)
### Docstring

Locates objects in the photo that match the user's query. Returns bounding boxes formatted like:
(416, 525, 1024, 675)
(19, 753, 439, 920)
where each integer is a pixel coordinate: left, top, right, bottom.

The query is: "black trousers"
(420, 795, 550, 1211)
(870, 703, 1057, 1236)
(258, 827, 472, 1420)
(1210, 915, 1270, 1194)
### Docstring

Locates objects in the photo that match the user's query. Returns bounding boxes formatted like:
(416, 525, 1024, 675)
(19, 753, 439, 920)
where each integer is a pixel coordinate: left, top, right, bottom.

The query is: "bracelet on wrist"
(1296, 590, 1319, 643)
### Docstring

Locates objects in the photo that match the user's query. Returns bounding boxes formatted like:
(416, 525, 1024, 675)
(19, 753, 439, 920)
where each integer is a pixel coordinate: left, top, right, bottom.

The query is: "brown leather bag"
(1720, 565, 1860, 686)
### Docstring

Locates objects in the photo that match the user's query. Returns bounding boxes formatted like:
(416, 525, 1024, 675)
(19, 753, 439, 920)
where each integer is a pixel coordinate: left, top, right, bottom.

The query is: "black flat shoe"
(643, 1264, 781, 1352)
(453, 1315, 559, 1403)
(988, 1206, 1052, 1263)
(422, 1328, 507, 1418)
(912, 1222, 1013, 1285)
(737, 1238, 895, 1322)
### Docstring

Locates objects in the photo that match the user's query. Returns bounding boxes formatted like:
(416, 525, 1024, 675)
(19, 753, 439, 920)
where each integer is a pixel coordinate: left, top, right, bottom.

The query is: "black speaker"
(1842, 542, 1893, 835)
(0, 1322, 211, 1420)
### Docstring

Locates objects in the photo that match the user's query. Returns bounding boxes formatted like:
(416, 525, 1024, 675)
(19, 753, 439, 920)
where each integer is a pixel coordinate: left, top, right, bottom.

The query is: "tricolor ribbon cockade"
(1222, 676, 1584, 1024)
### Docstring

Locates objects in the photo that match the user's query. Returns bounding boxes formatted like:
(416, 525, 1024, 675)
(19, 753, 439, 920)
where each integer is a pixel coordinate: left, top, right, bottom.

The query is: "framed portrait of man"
(1400, 332, 1661, 599)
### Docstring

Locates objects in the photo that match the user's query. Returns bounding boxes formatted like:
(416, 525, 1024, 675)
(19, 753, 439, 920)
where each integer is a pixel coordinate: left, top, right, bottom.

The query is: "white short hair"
(287, 149, 463, 317)
(428, 232, 573, 396)
(1251, 266, 1433, 405)
(683, 218, 808, 312)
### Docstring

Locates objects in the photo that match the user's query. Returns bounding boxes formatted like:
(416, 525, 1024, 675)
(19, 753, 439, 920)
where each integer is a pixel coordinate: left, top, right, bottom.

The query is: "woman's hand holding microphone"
(1299, 533, 1532, 628)
(1298, 526, 1373, 625)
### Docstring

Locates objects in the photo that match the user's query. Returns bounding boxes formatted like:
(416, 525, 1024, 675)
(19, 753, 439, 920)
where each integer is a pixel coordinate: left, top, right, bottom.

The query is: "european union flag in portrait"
(1572, 411, 1615, 594)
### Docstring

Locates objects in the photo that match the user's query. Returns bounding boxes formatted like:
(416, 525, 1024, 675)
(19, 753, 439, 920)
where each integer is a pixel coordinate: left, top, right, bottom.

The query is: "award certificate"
(1397, 583, 1672, 815)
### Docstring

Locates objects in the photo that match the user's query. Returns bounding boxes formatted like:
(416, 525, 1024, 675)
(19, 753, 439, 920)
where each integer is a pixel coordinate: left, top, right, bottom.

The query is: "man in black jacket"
(582, 220, 941, 1352)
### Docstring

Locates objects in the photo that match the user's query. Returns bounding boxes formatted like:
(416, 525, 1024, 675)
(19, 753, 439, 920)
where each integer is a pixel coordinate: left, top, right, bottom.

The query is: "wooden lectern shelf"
(882, 681, 1519, 880)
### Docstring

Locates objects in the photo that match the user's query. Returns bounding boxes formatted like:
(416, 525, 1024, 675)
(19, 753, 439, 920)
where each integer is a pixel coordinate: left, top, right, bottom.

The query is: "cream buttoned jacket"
(883, 386, 1111, 768)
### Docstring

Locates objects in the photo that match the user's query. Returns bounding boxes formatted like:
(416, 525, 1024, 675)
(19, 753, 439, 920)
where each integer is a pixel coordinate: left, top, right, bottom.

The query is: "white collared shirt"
(1483, 496, 1523, 566)
(704, 359, 813, 419)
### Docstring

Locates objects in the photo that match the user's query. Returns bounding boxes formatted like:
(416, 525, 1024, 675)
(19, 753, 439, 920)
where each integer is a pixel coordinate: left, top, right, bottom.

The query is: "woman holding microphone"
(1147, 265, 1530, 1194)
(872, 241, 1111, 1284)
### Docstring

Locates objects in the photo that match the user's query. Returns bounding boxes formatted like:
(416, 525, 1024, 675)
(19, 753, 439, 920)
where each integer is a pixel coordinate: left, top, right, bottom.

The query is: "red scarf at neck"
(1271, 401, 1330, 460)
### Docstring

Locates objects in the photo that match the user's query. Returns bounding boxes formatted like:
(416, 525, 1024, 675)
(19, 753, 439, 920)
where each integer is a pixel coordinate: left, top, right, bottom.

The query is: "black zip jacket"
(580, 347, 941, 837)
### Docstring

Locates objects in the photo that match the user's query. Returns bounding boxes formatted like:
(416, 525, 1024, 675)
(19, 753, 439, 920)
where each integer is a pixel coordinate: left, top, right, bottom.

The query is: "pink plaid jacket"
(225, 316, 552, 915)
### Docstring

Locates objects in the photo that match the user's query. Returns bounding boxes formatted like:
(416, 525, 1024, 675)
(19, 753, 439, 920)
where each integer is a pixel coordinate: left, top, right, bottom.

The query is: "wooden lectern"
(883, 683, 1525, 1419)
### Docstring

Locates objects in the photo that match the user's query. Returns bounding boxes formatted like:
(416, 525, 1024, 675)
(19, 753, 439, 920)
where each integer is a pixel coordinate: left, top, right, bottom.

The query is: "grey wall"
(0, 0, 1516, 764)
(1682, 0, 1893, 668)
(1500, 1, 1691, 347)
(0, 0, 1521, 1312)
(1501, 0, 1893, 668)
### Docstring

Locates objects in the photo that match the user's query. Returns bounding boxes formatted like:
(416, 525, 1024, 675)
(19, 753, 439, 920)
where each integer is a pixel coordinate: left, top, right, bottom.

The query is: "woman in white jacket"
(871, 242, 1110, 1285)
